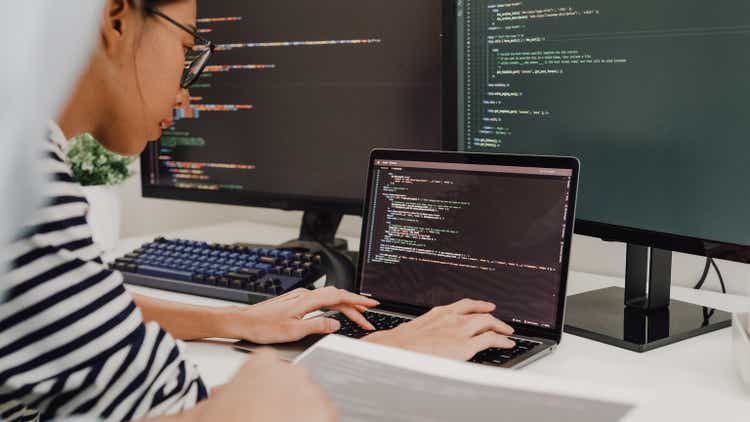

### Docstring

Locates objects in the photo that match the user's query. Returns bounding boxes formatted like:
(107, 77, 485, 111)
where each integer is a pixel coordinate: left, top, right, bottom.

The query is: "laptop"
(236, 149, 579, 369)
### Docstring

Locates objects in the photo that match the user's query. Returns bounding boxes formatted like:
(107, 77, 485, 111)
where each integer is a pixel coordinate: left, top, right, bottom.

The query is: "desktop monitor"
(456, 0, 750, 351)
(141, 0, 456, 244)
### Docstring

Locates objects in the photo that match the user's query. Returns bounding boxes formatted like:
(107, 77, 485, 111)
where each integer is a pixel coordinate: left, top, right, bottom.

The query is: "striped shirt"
(0, 124, 207, 421)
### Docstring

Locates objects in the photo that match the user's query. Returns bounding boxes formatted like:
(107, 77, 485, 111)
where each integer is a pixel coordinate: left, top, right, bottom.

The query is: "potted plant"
(67, 133, 135, 252)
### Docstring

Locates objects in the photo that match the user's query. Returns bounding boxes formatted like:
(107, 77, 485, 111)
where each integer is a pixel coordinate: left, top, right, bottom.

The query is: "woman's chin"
(153, 127, 163, 140)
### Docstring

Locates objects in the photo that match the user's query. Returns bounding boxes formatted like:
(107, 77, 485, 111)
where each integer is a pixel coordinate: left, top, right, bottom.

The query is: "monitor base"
(564, 287, 731, 352)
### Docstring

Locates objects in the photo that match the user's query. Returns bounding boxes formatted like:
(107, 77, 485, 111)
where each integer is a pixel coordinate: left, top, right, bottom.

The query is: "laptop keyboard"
(331, 311, 541, 366)
(332, 311, 411, 339)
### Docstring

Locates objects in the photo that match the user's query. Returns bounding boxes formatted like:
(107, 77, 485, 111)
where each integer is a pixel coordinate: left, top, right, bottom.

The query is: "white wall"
(121, 162, 749, 296)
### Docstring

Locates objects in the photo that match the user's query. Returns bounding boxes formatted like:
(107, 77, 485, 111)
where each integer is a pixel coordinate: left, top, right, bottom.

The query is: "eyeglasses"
(145, 8, 215, 89)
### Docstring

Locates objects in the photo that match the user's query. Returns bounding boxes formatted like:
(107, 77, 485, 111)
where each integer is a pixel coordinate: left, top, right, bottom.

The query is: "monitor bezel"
(450, 0, 750, 265)
(355, 148, 581, 343)
(141, 0, 458, 216)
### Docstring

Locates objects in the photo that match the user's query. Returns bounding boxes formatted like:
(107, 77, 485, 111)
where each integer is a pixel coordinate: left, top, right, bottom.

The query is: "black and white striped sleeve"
(0, 136, 208, 422)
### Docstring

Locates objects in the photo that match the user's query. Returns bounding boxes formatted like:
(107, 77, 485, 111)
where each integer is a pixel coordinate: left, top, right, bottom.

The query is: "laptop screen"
(359, 157, 574, 330)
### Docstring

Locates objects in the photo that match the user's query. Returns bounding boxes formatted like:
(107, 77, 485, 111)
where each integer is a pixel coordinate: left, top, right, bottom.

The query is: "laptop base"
(564, 287, 731, 353)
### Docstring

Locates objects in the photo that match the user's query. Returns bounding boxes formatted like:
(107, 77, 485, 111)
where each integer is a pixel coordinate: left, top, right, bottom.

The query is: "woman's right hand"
(189, 349, 337, 422)
(363, 299, 516, 361)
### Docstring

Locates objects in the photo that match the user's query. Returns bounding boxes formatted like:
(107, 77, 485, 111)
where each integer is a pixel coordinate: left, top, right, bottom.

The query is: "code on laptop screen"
(360, 159, 573, 329)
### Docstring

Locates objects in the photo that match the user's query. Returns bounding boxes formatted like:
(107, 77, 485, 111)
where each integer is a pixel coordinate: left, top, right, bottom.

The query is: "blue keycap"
(279, 250, 294, 260)
(254, 263, 273, 271)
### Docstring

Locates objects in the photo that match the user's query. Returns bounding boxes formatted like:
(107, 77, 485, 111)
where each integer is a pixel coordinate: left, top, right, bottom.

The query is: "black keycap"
(273, 286, 284, 295)
(193, 274, 206, 284)
(240, 268, 265, 278)
(217, 277, 229, 288)
(259, 256, 279, 265)
(229, 279, 243, 290)
(227, 272, 257, 282)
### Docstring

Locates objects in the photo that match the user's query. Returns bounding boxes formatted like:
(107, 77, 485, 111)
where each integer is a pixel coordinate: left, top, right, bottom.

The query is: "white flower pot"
(81, 185, 122, 253)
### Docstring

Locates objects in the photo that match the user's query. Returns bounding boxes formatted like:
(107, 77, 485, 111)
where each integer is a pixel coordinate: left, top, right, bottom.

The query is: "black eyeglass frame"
(145, 8, 215, 88)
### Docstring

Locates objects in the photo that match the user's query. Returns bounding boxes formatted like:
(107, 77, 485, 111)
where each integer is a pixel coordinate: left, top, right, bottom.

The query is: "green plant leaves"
(66, 133, 136, 186)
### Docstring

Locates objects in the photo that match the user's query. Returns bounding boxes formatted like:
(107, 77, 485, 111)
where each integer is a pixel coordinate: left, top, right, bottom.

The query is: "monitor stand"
(563, 244, 731, 352)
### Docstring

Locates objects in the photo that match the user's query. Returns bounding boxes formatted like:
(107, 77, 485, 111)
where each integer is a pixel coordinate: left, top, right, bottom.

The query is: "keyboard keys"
(254, 263, 273, 272)
(259, 256, 279, 265)
(332, 311, 538, 366)
(240, 268, 265, 278)
(228, 272, 258, 282)
(137, 265, 193, 281)
(117, 237, 324, 300)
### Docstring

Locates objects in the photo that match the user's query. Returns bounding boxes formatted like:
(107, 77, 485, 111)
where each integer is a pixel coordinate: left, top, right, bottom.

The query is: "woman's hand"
(363, 299, 515, 361)
(188, 349, 337, 422)
(224, 286, 380, 344)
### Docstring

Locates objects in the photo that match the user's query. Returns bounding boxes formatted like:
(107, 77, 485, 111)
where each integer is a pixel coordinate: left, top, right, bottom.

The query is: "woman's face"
(96, 0, 197, 156)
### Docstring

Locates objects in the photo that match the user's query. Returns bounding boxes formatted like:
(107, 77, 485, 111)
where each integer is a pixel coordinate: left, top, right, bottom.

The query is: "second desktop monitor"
(142, 0, 452, 212)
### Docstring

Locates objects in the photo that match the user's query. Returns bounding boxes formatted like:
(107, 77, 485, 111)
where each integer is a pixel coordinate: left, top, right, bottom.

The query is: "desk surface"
(113, 221, 750, 401)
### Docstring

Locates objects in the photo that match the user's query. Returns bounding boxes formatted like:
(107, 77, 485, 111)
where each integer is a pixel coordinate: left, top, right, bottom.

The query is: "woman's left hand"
(223, 286, 379, 344)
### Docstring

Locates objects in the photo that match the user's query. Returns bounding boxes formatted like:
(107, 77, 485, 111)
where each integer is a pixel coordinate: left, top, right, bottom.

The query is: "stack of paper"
(296, 335, 750, 422)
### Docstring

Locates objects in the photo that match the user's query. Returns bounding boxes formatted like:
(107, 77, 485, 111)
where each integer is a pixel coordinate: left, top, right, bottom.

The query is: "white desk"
(112, 221, 750, 401)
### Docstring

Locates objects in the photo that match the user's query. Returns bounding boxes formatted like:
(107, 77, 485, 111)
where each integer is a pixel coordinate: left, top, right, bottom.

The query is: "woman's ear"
(101, 0, 133, 54)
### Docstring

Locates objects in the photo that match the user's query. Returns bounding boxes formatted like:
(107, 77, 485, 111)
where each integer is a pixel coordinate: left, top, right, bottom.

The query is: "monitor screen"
(359, 158, 574, 330)
(142, 0, 448, 211)
(457, 0, 750, 248)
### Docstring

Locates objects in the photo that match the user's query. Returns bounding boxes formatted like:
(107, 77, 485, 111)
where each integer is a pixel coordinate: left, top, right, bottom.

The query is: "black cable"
(693, 257, 727, 294)
(695, 257, 727, 324)
(710, 258, 727, 294)
(693, 257, 712, 290)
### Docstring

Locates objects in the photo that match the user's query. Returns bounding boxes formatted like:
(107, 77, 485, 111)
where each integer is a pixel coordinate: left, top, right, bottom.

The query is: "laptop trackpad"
(233, 334, 326, 362)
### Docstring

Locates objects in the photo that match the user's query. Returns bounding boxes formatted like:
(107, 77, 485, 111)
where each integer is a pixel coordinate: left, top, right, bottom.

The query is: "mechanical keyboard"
(330, 311, 540, 366)
(112, 237, 325, 303)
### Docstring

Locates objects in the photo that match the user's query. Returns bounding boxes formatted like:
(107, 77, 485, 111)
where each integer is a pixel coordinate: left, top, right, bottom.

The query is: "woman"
(0, 0, 516, 421)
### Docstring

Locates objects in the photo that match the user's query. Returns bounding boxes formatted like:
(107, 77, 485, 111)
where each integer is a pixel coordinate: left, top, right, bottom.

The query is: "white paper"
(296, 335, 637, 422)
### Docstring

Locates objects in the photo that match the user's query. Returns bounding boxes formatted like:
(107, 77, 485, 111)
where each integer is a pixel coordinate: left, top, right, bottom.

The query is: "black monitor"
(141, 0, 456, 251)
(456, 0, 748, 351)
